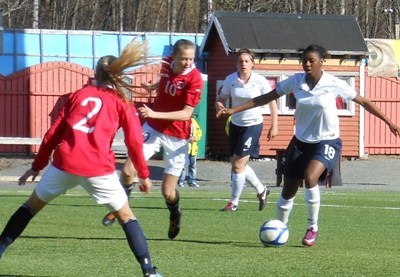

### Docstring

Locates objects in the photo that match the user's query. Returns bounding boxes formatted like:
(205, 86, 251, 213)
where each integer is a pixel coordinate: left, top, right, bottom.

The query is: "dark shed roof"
(200, 12, 369, 57)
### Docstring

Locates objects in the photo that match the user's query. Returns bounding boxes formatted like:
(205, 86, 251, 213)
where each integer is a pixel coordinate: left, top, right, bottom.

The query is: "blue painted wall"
(0, 29, 205, 76)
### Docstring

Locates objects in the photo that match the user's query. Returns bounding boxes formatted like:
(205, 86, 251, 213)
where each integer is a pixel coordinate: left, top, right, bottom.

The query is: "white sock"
(276, 195, 295, 225)
(245, 165, 264, 194)
(230, 172, 246, 206)
(305, 185, 320, 231)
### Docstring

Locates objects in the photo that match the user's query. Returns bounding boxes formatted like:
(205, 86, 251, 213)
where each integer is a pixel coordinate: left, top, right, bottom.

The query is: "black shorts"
(228, 122, 263, 158)
(283, 136, 342, 179)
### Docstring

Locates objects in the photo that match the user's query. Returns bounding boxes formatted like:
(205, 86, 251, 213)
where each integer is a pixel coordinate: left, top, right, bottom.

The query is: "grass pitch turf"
(0, 187, 399, 276)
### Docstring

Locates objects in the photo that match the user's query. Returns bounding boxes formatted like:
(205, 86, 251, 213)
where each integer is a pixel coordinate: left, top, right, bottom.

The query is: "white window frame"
(255, 71, 357, 116)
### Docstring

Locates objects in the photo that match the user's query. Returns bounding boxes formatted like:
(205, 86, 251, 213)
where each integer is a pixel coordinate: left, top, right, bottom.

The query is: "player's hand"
(18, 168, 40, 186)
(215, 101, 225, 116)
(266, 125, 278, 141)
(388, 123, 400, 137)
(216, 108, 233, 118)
(138, 104, 155, 119)
(138, 178, 152, 194)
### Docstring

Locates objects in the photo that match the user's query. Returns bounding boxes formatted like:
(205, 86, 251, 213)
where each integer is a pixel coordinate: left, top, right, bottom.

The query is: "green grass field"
(0, 187, 399, 277)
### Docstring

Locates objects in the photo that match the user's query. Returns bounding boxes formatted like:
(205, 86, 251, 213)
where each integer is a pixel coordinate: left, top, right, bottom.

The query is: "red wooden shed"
(199, 12, 400, 158)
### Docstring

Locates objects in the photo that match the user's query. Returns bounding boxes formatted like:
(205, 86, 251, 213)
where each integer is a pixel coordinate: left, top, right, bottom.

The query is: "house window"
(335, 76, 356, 116)
(258, 73, 356, 116)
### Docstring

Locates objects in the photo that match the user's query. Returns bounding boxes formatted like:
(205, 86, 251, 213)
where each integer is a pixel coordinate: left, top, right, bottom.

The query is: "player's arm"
(215, 95, 229, 116)
(267, 99, 279, 140)
(218, 89, 280, 117)
(138, 104, 194, 121)
(31, 105, 68, 171)
(122, 105, 150, 180)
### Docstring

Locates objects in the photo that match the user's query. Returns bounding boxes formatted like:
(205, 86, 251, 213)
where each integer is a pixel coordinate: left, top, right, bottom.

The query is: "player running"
(0, 40, 163, 276)
(217, 44, 400, 247)
(101, 39, 203, 241)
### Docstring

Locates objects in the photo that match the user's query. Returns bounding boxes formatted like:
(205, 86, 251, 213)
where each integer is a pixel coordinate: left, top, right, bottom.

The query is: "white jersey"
(276, 71, 357, 143)
(220, 71, 271, 127)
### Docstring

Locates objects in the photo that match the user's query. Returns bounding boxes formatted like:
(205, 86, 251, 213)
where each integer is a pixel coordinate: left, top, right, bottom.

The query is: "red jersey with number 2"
(32, 85, 150, 179)
(147, 56, 203, 139)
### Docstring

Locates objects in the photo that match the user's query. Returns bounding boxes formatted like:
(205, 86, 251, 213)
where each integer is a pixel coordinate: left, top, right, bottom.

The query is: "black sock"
(0, 204, 36, 246)
(122, 219, 153, 275)
(123, 183, 134, 198)
(166, 190, 180, 216)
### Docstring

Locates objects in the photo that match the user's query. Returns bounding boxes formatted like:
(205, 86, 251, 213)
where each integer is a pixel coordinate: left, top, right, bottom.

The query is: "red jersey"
(32, 85, 150, 179)
(147, 56, 203, 139)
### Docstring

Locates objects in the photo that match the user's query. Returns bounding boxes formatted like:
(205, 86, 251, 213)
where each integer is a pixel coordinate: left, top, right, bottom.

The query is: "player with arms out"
(0, 40, 162, 277)
(217, 44, 400, 246)
(102, 39, 203, 240)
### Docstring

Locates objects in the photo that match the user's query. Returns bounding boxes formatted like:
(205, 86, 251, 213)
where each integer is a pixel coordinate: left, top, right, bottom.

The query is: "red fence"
(0, 62, 93, 153)
(0, 61, 161, 154)
(364, 76, 400, 155)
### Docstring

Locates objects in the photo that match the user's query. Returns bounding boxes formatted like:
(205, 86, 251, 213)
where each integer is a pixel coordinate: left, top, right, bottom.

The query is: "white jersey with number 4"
(220, 71, 271, 127)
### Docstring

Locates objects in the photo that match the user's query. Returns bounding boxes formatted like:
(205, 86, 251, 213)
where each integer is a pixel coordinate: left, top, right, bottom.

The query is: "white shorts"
(35, 164, 128, 211)
(142, 123, 188, 176)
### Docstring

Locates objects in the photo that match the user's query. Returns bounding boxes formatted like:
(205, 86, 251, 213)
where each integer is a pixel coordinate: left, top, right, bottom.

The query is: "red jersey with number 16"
(147, 56, 203, 139)
(32, 85, 150, 179)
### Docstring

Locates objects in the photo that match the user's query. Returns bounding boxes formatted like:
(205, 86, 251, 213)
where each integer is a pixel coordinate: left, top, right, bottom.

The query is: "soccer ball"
(259, 219, 289, 247)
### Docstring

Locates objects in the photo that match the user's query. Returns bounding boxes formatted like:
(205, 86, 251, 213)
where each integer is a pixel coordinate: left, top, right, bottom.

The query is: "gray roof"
(200, 12, 369, 57)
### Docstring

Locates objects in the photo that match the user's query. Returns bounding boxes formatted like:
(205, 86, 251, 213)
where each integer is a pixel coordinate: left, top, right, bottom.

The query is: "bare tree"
(167, 0, 176, 32)
(32, 0, 38, 28)
(176, 0, 187, 32)
(118, 0, 123, 31)
(372, 0, 383, 37)
(340, 0, 346, 14)
(0, 0, 397, 39)
(322, 0, 327, 14)
(353, 0, 359, 17)
(153, 0, 165, 31)
(131, 0, 140, 31)
(198, 0, 212, 32)
(89, 0, 99, 30)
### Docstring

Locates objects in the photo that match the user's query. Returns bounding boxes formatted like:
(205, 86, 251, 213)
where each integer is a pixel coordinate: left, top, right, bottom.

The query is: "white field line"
(1, 191, 399, 211)
(210, 198, 400, 211)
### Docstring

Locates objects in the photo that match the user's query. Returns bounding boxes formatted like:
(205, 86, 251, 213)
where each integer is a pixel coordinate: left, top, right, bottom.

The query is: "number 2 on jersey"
(73, 97, 102, 133)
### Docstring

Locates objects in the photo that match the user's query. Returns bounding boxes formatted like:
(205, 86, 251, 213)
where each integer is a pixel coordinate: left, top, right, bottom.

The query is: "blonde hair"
(95, 39, 148, 102)
(172, 39, 196, 56)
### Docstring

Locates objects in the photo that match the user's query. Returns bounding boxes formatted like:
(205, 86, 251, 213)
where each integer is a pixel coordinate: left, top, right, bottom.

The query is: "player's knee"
(304, 171, 321, 187)
(121, 169, 135, 184)
(162, 191, 175, 202)
(115, 210, 136, 224)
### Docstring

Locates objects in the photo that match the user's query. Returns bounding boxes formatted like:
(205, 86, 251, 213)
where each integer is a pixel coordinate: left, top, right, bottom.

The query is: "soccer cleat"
(168, 209, 182, 240)
(257, 186, 270, 211)
(102, 212, 117, 226)
(302, 227, 319, 247)
(144, 267, 163, 277)
(221, 202, 238, 212)
(178, 182, 185, 188)
(188, 182, 199, 188)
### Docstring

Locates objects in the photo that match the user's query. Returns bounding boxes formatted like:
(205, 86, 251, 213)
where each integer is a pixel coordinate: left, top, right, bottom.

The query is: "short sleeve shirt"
(276, 71, 357, 143)
(220, 71, 271, 127)
(147, 56, 203, 139)
(32, 85, 150, 178)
